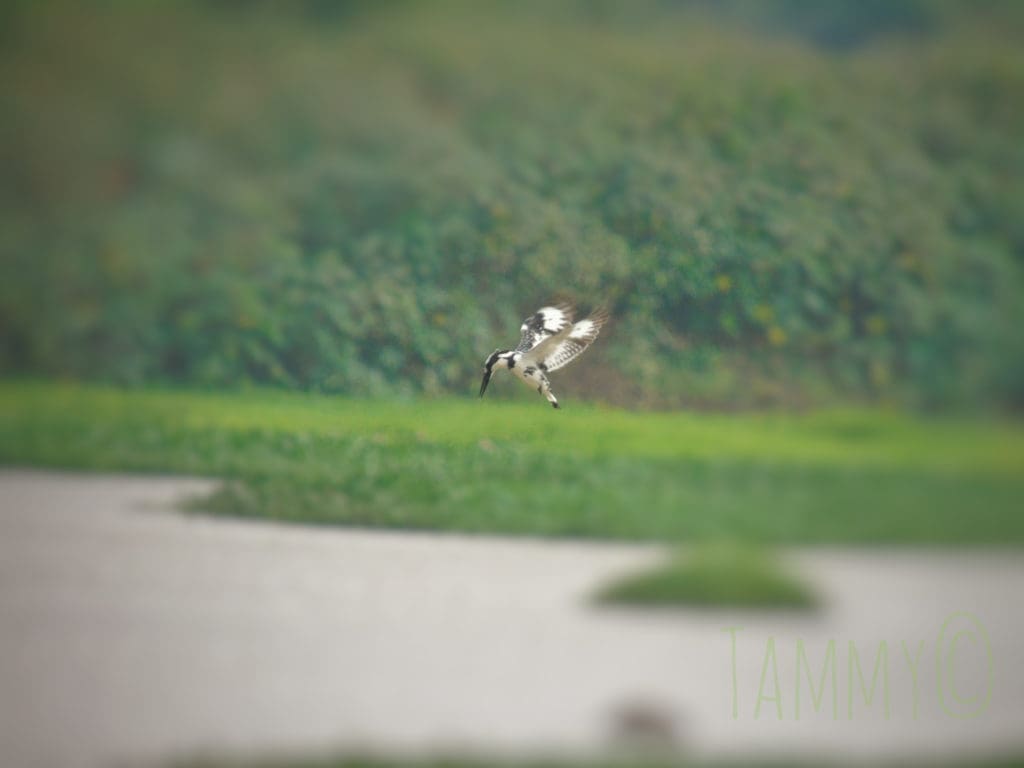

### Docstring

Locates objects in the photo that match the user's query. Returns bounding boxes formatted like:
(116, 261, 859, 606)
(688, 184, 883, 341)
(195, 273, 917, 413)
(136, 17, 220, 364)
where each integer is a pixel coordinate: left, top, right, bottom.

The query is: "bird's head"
(479, 349, 509, 398)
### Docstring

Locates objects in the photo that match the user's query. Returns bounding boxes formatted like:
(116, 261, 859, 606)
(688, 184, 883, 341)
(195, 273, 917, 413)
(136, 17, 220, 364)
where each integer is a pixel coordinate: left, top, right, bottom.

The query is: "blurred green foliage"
(1, 1, 1022, 408)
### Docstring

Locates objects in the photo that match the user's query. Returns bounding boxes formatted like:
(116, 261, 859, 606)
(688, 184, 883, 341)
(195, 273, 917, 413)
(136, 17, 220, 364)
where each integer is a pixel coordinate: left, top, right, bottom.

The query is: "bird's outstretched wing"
(524, 308, 609, 372)
(514, 303, 575, 352)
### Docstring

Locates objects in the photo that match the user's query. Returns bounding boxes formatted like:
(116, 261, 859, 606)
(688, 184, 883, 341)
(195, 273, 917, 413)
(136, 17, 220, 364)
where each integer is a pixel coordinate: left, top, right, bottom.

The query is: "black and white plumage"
(479, 303, 609, 409)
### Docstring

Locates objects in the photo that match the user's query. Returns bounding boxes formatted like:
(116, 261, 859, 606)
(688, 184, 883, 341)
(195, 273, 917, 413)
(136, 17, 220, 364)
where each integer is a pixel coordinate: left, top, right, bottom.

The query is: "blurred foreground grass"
(1, 381, 1023, 545)
(176, 754, 1024, 768)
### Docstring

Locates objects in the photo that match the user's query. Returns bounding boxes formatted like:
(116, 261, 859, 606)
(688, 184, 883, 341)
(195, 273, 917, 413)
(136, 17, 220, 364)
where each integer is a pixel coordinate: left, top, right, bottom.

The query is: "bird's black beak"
(479, 368, 492, 398)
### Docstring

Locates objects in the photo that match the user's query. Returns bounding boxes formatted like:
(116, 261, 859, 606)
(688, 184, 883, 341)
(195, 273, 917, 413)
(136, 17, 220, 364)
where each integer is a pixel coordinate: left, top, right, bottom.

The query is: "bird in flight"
(479, 303, 609, 409)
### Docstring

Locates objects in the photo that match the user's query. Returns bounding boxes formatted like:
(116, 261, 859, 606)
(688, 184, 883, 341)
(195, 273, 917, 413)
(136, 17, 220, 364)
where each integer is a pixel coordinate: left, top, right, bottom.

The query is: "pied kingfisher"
(479, 303, 609, 409)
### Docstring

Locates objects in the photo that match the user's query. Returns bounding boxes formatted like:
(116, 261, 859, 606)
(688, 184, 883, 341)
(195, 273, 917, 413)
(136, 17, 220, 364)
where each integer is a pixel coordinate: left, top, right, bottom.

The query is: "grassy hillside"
(1, 2, 1023, 408)
(2, 382, 1022, 544)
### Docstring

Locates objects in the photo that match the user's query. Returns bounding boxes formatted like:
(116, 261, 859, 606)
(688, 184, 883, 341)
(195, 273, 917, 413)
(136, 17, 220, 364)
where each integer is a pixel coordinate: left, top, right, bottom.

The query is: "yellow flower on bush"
(715, 274, 733, 293)
(870, 360, 890, 387)
(752, 304, 774, 324)
(865, 315, 887, 335)
(767, 326, 787, 346)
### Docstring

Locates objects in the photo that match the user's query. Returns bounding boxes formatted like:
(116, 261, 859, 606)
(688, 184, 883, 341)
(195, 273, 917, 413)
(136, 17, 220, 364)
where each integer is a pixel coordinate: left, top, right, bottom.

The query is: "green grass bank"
(1, 382, 1022, 545)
